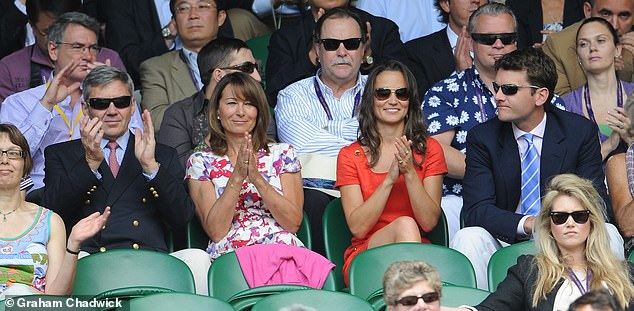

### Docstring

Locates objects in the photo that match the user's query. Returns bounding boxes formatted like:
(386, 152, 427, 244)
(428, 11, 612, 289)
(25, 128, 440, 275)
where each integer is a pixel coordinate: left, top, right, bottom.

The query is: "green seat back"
(487, 240, 536, 291)
(208, 250, 336, 311)
(322, 198, 352, 291)
(246, 34, 271, 88)
(322, 199, 451, 291)
(120, 293, 233, 311)
(629, 249, 634, 263)
(72, 249, 195, 297)
(252, 289, 373, 311)
(349, 243, 476, 301)
(441, 285, 491, 307)
(186, 210, 312, 250)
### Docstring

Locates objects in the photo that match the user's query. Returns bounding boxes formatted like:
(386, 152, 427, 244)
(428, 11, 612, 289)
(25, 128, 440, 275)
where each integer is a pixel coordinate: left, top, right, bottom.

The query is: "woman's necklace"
(0, 203, 21, 222)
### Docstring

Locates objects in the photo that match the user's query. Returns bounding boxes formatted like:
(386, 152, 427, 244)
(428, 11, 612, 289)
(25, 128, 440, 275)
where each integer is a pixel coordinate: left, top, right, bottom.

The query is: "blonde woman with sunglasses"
(447, 174, 634, 311)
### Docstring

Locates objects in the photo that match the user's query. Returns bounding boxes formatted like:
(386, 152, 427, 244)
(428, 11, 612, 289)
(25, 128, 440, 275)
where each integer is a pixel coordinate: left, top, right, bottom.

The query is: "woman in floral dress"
(186, 72, 303, 260)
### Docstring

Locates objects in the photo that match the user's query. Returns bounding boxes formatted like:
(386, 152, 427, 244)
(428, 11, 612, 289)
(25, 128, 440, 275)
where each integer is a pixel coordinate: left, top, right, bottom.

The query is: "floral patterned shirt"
(422, 66, 566, 196)
(186, 143, 304, 260)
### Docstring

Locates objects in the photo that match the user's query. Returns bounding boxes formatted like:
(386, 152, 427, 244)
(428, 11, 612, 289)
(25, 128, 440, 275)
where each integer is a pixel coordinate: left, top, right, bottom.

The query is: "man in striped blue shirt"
(275, 7, 368, 157)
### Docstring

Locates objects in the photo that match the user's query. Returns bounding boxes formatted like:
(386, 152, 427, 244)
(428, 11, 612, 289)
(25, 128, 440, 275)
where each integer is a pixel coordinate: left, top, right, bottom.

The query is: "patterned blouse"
(186, 143, 304, 260)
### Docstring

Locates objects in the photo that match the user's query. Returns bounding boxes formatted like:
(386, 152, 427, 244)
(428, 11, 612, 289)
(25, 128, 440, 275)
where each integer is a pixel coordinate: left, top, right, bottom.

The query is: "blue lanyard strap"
(568, 267, 592, 294)
(313, 77, 361, 121)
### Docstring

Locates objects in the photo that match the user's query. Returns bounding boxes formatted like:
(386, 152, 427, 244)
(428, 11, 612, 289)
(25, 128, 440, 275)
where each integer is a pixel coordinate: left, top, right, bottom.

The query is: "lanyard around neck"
(582, 80, 624, 125)
(568, 267, 592, 294)
(45, 78, 82, 140)
(312, 77, 361, 121)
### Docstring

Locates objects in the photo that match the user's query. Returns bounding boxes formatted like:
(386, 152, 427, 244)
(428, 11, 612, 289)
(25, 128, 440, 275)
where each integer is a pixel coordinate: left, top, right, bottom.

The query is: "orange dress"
(335, 137, 447, 284)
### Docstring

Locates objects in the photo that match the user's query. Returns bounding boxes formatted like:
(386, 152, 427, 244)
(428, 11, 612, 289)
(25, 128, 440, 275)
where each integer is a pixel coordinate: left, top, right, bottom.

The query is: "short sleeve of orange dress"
(335, 137, 447, 285)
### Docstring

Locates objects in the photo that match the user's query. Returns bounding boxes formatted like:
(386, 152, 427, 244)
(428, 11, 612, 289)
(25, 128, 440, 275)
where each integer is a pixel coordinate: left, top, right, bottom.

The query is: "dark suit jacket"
(404, 27, 454, 98)
(265, 7, 404, 107)
(507, 0, 584, 49)
(462, 108, 610, 244)
(104, 0, 234, 86)
(477, 255, 634, 311)
(41, 134, 194, 253)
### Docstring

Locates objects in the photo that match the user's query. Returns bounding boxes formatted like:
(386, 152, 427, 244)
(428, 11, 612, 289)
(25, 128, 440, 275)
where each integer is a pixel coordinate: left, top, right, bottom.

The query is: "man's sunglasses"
(219, 62, 259, 74)
(374, 88, 410, 101)
(395, 292, 440, 306)
(87, 96, 132, 110)
(550, 210, 591, 225)
(471, 32, 518, 45)
(316, 38, 363, 51)
(492, 82, 540, 96)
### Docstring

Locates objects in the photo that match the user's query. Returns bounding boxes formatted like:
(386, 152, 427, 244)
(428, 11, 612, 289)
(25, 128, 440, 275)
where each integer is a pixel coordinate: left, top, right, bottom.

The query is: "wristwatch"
(162, 26, 175, 40)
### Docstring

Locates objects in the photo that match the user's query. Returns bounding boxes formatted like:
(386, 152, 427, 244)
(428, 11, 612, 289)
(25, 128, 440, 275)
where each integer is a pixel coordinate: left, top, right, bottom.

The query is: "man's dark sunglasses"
(374, 88, 410, 101)
(396, 292, 440, 306)
(87, 96, 132, 110)
(316, 38, 363, 51)
(492, 82, 540, 96)
(550, 210, 591, 225)
(471, 32, 518, 45)
(219, 62, 259, 74)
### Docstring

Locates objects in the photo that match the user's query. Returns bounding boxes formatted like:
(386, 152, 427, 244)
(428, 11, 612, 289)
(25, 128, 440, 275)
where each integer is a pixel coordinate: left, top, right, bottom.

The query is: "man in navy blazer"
(451, 48, 623, 290)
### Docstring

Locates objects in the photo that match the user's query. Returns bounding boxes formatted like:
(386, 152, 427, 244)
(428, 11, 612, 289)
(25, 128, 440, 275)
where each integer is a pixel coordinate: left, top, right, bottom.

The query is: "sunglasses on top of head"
(316, 38, 364, 51)
(87, 96, 132, 110)
(395, 292, 440, 306)
(471, 32, 518, 45)
(492, 82, 541, 96)
(549, 210, 591, 225)
(219, 61, 259, 74)
(374, 88, 410, 101)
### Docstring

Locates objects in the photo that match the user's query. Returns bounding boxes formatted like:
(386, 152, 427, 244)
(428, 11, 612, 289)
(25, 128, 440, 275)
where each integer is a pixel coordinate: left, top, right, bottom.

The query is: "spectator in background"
(507, 0, 585, 49)
(543, 0, 634, 96)
(0, 12, 142, 201)
(0, 0, 125, 103)
(266, 0, 404, 108)
(405, 0, 483, 97)
(158, 37, 267, 169)
(356, 0, 445, 42)
(140, 0, 227, 133)
(568, 289, 624, 311)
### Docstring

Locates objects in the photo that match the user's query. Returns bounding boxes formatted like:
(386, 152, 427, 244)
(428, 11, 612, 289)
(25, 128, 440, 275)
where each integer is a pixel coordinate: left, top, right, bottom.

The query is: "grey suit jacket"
(140, 50, 198, 133)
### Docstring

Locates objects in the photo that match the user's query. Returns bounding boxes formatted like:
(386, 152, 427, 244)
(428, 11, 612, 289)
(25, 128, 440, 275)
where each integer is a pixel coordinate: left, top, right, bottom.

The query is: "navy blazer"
(41, 133, 194, 253)
(477, 255, 634, 311)
(462, 108, 610, 244)
(404, 27, 455, 98)
(265, 7, 404, 107)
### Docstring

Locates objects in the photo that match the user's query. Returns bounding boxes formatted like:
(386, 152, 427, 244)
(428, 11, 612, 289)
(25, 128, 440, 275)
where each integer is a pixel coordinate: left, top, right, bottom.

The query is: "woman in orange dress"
(336, 60, 447, 285)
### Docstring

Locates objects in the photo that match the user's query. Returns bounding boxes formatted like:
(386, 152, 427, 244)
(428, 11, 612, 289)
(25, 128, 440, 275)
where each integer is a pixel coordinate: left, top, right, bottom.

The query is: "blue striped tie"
(520, 134, 540, 216)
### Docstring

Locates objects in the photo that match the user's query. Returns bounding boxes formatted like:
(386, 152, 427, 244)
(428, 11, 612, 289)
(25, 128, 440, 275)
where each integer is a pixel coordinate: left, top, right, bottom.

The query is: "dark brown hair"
(0, 123, 33, 177)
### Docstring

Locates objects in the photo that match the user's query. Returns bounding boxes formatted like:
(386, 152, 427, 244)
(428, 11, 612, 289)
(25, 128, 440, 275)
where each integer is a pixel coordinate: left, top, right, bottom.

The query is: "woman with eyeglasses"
(448, 174, 634, 311)
(336, 60, 447, 285)
(0, 123, 109, 299)
(186, 72, 303, 261)
(383, 261, 442, 311)
(562, 17, 634, 161)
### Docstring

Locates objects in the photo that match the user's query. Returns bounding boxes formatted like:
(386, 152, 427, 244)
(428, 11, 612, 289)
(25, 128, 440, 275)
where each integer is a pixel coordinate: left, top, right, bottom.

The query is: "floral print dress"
(186, 143, 304, 260)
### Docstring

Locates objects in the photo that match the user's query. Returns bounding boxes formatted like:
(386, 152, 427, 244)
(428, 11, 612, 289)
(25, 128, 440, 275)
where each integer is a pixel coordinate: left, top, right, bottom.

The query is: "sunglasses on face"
(87, 96, 133, 110)
(492, 82, 540, 96)
(374, 88, 410, 101)
(316, 38, 363, 51)
(219, 62, 259, 74)
(550, 210, 591, 225)
(396, 292, 440, 306)
(471, 32, 518, 45)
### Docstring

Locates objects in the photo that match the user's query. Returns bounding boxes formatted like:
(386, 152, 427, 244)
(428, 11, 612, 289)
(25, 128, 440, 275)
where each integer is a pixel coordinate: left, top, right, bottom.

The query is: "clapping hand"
(67, 207, 111, 252)
(454, 26, 473, 72)
(394, 136, 414, 175)
(80, 113, 105, 171)
(607, 107, 633, 144)
(135, 110, 159, 175)
(40, 60, 81, 111)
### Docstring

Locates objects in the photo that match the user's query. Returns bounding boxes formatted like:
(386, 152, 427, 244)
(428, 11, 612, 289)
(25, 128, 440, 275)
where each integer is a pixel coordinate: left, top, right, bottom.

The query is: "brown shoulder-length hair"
(0, 123, 33, 177)
(357, 59, 429, 168)
(207, 72, 271, 155)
